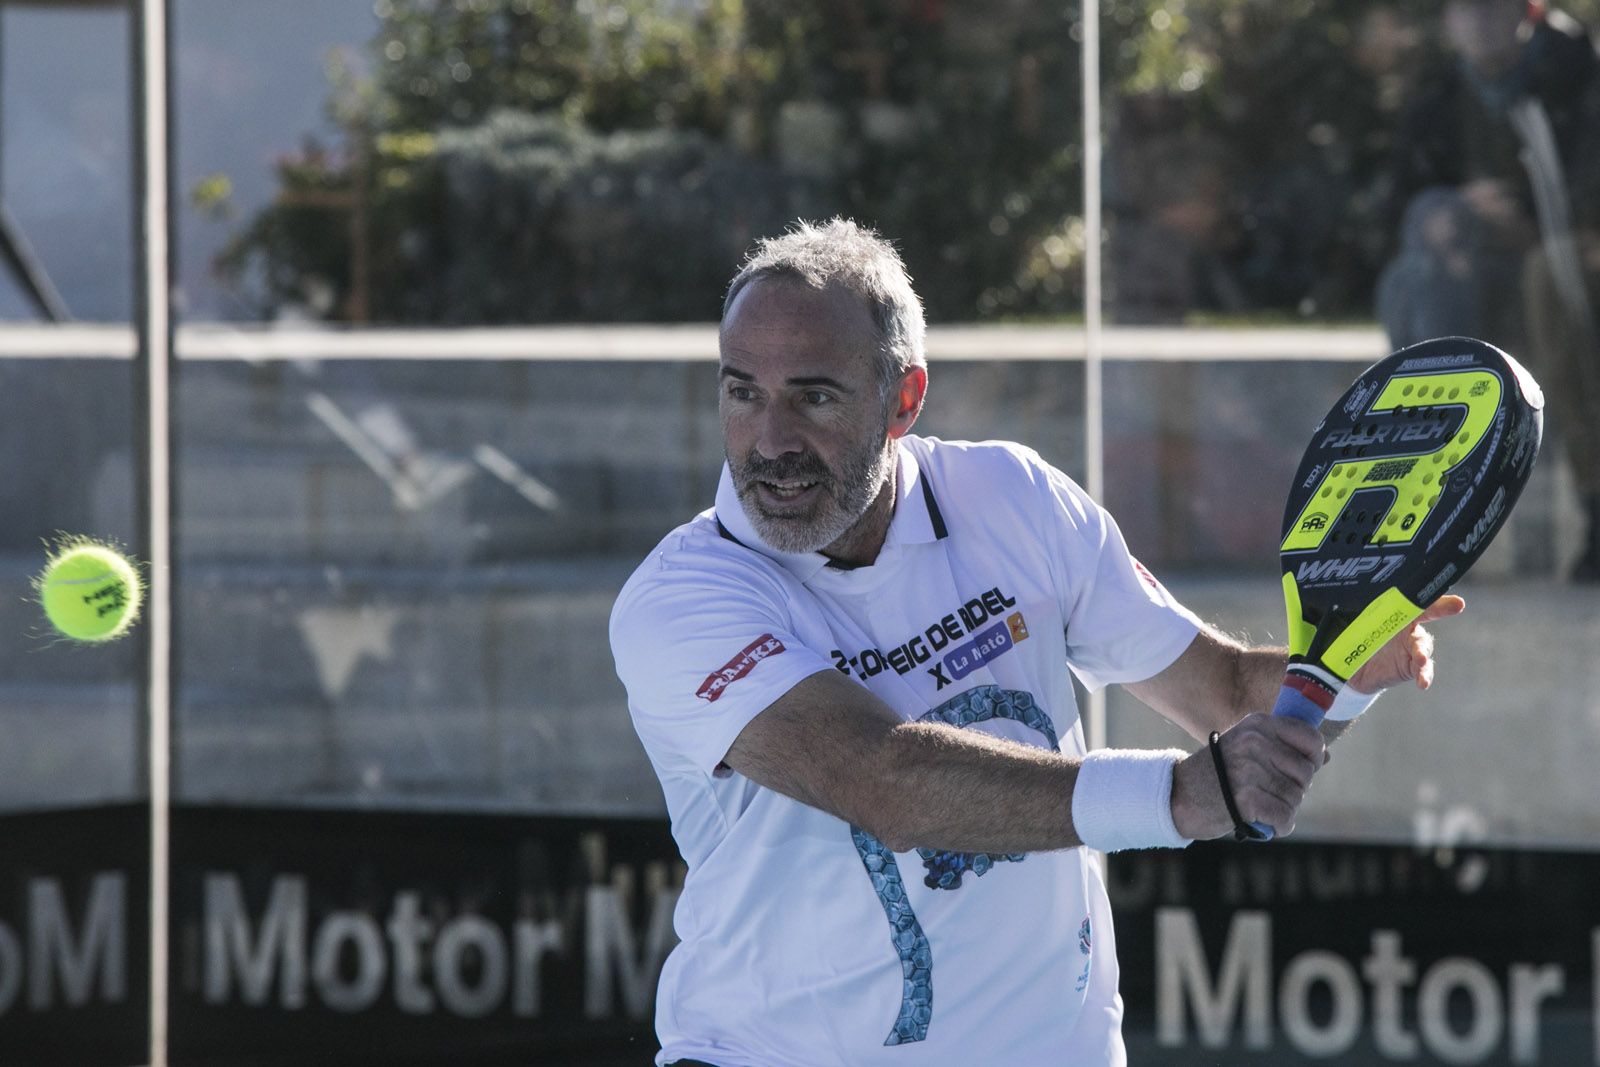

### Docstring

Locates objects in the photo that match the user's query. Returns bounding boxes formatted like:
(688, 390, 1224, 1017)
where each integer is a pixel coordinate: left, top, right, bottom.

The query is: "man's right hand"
(1170, 714, 1328, 840)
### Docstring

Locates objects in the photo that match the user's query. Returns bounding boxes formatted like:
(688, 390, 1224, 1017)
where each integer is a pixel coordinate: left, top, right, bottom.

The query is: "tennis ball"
(35, 539, 144, 642)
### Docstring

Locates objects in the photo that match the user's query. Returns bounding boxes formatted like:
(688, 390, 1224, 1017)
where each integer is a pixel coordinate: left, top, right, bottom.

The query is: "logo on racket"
(1457, 486, 1507, 555)
(1284, 370, 1502, 554)
(1295, 553, 1405, 586)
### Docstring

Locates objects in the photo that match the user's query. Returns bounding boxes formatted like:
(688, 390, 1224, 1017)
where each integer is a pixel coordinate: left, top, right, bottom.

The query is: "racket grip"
(1246, 683, 1331, 841)
(1270, 682, 1328, 728)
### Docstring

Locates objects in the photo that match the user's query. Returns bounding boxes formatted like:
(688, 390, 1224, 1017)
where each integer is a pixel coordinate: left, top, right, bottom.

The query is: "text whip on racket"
(1247, 336, 1543, 841)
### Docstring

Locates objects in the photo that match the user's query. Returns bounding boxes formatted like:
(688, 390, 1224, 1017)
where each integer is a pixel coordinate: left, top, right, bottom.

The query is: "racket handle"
(1245, 683, 1331, 841)
(1270, 682, 1327, 728)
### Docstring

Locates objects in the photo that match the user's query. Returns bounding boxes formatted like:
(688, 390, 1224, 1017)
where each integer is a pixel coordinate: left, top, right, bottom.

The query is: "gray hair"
(722, 218, 927, 398)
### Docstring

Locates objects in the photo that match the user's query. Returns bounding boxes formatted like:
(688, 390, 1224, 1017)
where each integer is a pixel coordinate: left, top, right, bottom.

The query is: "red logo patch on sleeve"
(1133, 559, 1162, 591)
(696, 634, 786, 702)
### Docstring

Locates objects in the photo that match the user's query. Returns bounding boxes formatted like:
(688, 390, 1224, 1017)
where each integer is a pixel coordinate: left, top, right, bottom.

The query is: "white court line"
(0, 323, 1389, 362)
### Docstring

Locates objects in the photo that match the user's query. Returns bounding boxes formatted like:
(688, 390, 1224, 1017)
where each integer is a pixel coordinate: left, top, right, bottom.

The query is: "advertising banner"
(2, 807, 1595, 1066)
(1113, 844, 1599, 1065)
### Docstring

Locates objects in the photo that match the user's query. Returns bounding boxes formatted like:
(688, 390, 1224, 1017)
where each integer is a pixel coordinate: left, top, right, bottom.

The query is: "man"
(610, 219, 1460, 1065)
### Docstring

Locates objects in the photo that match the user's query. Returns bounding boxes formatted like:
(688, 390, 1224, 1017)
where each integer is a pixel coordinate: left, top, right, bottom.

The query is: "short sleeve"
(609, 551, 836, 775)
(1038, 463, 1202, 691)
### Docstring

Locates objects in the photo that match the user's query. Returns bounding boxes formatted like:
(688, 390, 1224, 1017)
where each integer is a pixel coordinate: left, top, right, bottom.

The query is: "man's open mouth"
(756, 479, 821, 504)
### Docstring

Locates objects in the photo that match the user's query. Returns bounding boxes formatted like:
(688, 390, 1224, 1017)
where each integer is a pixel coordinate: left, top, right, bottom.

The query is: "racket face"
(1279, 336, 1543, 679)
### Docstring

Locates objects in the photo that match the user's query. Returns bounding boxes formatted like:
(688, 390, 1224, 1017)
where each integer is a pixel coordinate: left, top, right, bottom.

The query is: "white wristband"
(1071, 748, 1193, 852)
(1326, 684, 1380, 722)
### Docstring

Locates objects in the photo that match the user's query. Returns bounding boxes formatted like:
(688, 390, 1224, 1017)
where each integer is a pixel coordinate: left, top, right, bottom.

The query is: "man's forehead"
(720, 275, 878, 374)
(726, 274, 876, 326)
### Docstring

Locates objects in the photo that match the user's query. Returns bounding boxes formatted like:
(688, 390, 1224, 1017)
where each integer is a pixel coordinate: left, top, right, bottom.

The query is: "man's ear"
(886, 365, 927, 440)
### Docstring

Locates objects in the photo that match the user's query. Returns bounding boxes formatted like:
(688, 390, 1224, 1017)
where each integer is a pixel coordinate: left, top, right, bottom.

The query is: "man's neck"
(820, 458, 898, 569)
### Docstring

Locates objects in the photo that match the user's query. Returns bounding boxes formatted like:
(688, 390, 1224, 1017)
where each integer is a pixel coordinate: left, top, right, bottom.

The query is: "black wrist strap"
(1208, 731, 1253, 842)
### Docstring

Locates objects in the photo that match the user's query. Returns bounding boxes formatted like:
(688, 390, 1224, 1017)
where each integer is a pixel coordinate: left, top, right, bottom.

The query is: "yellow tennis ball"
(35, 540, 144, 642)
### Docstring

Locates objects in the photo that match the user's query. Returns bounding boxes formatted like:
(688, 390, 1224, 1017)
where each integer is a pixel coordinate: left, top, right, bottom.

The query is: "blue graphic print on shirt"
(850, 686, 1061, 1045)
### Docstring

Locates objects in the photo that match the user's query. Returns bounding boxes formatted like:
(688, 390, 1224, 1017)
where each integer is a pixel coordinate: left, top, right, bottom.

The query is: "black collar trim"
(920, 472, 949, 540)
(714, 516, 748, 549)
(713, 464, 946, 567)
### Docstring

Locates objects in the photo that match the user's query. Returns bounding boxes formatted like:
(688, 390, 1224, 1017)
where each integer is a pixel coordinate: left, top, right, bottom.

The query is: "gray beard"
(733, 436, 894, 555)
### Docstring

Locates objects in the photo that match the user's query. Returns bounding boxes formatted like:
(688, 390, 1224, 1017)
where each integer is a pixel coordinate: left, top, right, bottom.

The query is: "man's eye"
(727, 385, 755, 401)
(804, 391, 834, 406)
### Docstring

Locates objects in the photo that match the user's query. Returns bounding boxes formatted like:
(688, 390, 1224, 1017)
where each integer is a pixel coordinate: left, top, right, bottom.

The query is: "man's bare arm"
(724, 667, 1321, 851)
(726, 669, 1083, 854)
(1126, 595, 1467, 750)
(1123, 631, 1367, 750)
(1123, 628, 1286, 741)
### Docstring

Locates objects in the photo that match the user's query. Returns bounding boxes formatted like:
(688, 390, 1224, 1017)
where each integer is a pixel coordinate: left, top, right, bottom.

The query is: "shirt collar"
(713, 439, 946, 581)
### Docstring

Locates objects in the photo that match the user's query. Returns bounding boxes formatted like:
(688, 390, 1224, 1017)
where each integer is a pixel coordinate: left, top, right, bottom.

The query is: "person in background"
(1379, 0, 1600, 579)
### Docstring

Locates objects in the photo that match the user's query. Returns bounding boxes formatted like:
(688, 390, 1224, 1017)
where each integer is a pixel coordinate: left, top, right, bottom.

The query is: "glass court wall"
(3, 1, 1599, 1064)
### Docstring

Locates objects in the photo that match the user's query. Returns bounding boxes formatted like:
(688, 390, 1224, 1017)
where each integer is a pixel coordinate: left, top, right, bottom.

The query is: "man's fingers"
(1234, 784, 1298, 837)
(1229, 601, 1460, 831)
(1409, 622, 1439, 689)
(1242, 745, 1318, 804)
(1266, 741, 1322, 790)
(1217, 714, 1327, 836)
(1418, 594, 1466, 624)
(1174, 714, 1332, 840)
(1351, 597, 1459, 694)
(1262, 714, 1327, 764)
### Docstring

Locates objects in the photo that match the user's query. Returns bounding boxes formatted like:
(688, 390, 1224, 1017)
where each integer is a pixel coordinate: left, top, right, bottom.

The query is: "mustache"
(736, 451, 833, 486)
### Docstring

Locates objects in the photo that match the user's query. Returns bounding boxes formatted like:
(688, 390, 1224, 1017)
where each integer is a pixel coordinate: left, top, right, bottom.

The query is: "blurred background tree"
(212, 0, 1600, 325)
(213, 0, 1085, 324)
(1101, 0, 1599, 323)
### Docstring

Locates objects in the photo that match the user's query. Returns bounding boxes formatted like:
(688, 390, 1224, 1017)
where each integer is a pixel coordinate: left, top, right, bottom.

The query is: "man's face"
(719, 276, 895, 554)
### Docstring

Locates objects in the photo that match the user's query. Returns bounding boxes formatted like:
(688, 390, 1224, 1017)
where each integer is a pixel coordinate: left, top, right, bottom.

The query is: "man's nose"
(755, 404, 804, 459)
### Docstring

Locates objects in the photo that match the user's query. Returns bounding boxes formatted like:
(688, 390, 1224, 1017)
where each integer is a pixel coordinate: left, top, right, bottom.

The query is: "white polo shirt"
(609, 436, 1202, 1066)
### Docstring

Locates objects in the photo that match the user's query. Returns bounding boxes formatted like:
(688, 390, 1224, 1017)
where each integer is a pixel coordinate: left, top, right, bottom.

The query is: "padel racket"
(1247, 336, 1544, 840)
